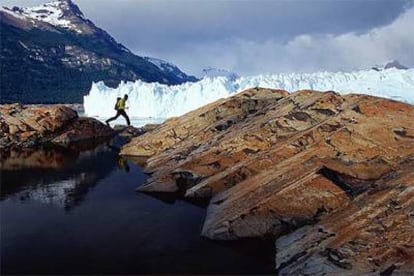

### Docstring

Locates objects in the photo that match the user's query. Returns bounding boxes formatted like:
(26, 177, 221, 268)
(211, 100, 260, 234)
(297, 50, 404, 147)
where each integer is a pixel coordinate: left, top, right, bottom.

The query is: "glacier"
(84, 68, 414, 126)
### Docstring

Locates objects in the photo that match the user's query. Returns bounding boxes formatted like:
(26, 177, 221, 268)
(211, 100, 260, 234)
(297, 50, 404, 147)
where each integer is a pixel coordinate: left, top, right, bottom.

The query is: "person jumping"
(106, 94, 131, 126)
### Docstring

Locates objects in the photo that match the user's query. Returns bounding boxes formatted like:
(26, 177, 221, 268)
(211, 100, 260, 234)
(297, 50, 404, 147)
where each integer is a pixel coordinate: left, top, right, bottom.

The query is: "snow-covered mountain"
(84, 68, 414, 121)
(0, 0, 197, 103)
(2, 0, 88, 33)
(201, 67, 239, 80)
(371, 60, 409, 71)
(145, 57, 197, 83)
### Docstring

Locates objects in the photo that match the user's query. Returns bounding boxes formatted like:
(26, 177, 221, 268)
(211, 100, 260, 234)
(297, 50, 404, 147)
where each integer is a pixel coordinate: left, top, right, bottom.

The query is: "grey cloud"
(80, 0, 412, 47)
(163, 5, 414, 76)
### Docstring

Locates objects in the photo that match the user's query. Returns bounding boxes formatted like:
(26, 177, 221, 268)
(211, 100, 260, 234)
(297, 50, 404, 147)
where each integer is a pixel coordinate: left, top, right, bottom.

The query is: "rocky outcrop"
(0, 103, 114, 149)
(121, 87, 414, 274)
(276, 158, 414, 274)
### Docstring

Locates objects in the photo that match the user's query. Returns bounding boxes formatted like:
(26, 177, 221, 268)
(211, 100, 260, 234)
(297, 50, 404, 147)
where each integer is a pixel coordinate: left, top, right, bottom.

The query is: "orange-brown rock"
(121, 88, 414, 273)
(0, 103, 114, 149)
(276, 158, 414, 274)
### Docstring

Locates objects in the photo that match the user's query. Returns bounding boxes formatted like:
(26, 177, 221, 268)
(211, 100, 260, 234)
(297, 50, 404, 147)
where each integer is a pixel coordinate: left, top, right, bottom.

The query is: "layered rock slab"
(0, 103, 114, 149)
(276, 157, 414, 274)
(121, 88, 414, 272)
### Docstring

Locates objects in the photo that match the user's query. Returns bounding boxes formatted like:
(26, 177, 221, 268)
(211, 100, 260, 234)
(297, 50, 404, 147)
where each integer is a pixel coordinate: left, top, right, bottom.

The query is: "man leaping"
(106, 94, 131, 126)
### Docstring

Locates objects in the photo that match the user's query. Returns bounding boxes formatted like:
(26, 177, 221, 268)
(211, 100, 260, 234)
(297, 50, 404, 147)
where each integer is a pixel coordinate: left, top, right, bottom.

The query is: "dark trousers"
(106, 109, 130, 126)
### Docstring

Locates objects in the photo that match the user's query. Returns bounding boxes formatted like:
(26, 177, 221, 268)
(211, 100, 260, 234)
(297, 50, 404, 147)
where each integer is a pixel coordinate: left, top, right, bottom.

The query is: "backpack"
(114, 97, 121, 110)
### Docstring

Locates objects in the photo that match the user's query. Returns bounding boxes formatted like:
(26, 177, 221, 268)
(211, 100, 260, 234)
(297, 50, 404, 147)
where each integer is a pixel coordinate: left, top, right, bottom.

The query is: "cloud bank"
(158, 5, 414, 76)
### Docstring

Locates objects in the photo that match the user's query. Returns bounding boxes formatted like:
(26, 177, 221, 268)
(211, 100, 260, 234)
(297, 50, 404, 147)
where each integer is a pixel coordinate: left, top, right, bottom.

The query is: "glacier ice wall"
(84, 68, 414, 119)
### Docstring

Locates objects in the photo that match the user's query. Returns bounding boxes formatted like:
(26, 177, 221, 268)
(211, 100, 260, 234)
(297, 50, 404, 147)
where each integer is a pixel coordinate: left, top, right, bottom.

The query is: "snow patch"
(144, 56, 192, 80)
(145, 57, 177, 72)
(2, 1, 80, 32)
(1, 6, 26, 20)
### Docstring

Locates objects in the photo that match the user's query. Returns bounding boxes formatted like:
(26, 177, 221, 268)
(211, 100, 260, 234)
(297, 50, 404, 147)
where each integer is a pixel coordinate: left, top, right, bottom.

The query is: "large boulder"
(0, 104, 114, 149)
(120, 88, 414, 274)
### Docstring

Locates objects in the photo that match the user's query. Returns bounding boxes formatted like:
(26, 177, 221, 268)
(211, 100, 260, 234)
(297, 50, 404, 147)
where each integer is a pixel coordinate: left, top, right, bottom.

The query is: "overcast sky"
(3, 0, 414, 76)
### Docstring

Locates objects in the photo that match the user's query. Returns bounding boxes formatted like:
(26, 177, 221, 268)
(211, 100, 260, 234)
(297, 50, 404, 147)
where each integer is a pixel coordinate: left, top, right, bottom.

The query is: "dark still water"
(0, 141, 274, 275)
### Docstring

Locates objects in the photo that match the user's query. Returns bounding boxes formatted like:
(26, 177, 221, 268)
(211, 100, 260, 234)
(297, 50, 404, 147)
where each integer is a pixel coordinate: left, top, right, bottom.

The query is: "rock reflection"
(0, 142, 119, 210)
(0, 147, 79, 170)
(126, 155, 149, 167)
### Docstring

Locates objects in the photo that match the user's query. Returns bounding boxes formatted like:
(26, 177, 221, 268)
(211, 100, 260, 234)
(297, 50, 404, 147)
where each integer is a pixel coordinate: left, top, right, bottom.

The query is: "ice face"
(84, 77, 240, 119)
(84, 68, 414, 124)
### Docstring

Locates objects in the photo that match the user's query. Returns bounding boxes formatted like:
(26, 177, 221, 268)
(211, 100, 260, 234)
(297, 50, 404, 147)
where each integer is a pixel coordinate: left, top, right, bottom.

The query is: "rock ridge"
(120, 88, 414, 274)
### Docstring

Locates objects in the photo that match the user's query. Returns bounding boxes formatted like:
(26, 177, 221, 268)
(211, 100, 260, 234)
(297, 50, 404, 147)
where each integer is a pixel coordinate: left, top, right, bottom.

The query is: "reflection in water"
(15, 174, 95, 209)
(0, 147, 79, 170)
(117, 156, 130, 172)
(0, 142, 119, 210)
(0, 138, 114, 171)
(141, 191, 210, 208)
(0, 139, 275, 275)
(125, 155, 149, 167)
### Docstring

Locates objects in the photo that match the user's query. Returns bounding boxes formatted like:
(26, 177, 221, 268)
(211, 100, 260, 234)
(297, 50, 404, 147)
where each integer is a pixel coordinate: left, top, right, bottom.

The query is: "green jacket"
(117, 98, 126, 110)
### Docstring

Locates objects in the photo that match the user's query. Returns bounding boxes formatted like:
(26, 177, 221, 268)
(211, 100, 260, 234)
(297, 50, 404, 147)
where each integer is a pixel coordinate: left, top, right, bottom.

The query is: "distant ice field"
(84, 68, 414, 127)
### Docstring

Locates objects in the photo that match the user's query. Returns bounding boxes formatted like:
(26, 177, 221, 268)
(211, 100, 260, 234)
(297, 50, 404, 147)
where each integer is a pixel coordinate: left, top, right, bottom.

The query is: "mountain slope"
(0, 0, 197, 103)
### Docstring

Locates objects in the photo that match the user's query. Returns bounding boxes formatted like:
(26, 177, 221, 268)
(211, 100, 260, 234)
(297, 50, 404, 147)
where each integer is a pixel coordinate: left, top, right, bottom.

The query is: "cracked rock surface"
(121, 88, 414, 274)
